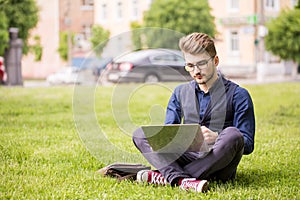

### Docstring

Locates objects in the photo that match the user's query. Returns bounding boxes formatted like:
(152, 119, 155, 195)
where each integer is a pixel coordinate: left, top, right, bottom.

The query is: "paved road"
(18, 75, 300, 88)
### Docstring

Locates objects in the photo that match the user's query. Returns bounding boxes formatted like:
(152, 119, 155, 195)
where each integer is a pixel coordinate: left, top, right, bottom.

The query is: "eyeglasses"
(185, 57, 214, 72)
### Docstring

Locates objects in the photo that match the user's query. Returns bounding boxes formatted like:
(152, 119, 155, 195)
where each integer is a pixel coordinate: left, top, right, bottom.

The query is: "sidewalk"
(232, 75, 300, 86)
(23, 80, 50, 88)
(22, 75, 300, 88)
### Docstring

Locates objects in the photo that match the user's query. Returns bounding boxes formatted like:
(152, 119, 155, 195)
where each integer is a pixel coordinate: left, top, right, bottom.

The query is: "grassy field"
(0, 81, 299, 199)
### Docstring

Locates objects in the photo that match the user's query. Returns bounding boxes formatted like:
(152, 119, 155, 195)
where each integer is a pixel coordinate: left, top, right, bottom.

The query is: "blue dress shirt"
(165, 80, 255, 155)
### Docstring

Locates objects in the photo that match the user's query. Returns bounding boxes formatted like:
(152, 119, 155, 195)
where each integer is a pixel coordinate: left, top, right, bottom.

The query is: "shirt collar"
(208, 73, 223, 93)
(191, 80, 201, 92)
(191, 73, 223, 93)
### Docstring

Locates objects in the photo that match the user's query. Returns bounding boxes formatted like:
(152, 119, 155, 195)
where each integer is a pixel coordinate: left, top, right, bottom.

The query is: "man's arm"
(233, 87, 256, 155)
(165, 87, 182, 124)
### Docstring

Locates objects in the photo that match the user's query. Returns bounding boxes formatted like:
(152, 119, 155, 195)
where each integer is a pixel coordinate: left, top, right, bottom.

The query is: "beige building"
(22, 0, 298, 79)
(22, 0, 95, 79)
(22, 0, 62, 79)
(59, 0, 94, 57)
(93, 0, 153, 58)
(94, 0, 152, 36)
(93, 0, 297, 78)
(210, 0, 298, 78)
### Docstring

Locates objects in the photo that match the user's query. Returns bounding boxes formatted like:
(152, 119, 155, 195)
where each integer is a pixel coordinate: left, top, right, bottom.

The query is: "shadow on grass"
(211, 168, 290, 190)
(203, 168, 294, 193)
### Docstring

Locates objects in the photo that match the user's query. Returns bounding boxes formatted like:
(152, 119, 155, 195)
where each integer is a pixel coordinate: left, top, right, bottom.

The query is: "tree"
(130, 22, 143, 50)
(132, 0, 216, 49)
(57, 31, 74, 61)
(29, 35, 43, 61)
(0, 11, 9, 54)
(296, 0, 300, 9)
(265, 8, 300, 64)
(0, 0, 39, 55)
(90, 25, 110, 57)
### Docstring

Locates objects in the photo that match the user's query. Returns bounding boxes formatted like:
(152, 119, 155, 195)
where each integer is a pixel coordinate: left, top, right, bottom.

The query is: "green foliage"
(29, 35, 43, 61)
(130, 21, 143, 50)
(57, 31, 74, 61)
(90, 25, 110, 57)
(0, 82, 300, 199)
(0, 0, 39, 55)
(145, 0, 216, 35)
(265, 8, 300, 63)
(296, 0, 300, 9)
(0, 11, 9, 55)
(132, 0, 217, 49)
(138, 27, 185, 50)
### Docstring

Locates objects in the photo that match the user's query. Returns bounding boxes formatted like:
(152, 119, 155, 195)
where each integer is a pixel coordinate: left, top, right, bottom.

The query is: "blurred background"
(0, 0, 299, 86)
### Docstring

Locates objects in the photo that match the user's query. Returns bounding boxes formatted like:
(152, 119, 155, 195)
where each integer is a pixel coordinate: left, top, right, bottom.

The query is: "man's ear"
(214, 56, 219, 67)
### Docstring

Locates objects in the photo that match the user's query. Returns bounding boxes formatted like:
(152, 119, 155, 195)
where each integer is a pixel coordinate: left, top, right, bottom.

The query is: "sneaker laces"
(180, 178, 208, 192)
(180, 178, 197, 190)
(150, 171, 167, 185)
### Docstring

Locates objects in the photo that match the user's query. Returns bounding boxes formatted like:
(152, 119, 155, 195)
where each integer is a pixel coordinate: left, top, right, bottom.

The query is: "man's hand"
(201, 126, 218, 145)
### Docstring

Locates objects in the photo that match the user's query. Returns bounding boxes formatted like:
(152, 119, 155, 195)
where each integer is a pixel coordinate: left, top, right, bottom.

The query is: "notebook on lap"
(141, 124, 210, 153)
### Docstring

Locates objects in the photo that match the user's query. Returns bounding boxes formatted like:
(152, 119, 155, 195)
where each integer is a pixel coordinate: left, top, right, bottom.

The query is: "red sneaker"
(179, 178, 208, 192)
(136, 170, 168, 185)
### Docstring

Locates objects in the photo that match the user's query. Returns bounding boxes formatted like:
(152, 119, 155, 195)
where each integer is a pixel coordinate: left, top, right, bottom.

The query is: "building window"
(228, 0, 239, 12)
(230, 31, 239, 53)
(102, 4, 107, 20)
(265, 0, 279, 11)
(82, 0, 94, 6)
(132, 0, 139, 20)
(146, 0, 153, 6)
(116, 2, 123, 19)
(290, 0, 298, 7)
(82, 24, 92, 39)
(81, 0, 94, 10)
(265, 0, 275, 8)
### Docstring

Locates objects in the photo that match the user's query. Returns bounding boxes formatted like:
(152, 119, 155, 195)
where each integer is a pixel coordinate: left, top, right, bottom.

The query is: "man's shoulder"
(174, 81, 195, 91)
(221, 76, 251, 98)
(233, 85, 252, 101)
(174, 81, 196, 94)
(222, 76, 238, 87)
(172, 81, 196, 99)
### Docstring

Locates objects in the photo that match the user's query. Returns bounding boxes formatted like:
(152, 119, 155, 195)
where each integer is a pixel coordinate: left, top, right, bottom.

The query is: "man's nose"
(193, 65, 201, 73)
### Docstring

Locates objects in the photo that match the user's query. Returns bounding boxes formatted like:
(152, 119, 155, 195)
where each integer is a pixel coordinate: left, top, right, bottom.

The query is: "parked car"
(73, 57, 112, 77)
(106, 49, 192, 83)
(90, 57, 113, 77)
(46, 67, 80, 85)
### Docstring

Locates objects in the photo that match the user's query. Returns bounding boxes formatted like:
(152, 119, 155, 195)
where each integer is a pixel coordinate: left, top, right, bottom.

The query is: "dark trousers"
(132, 126, 244, 185)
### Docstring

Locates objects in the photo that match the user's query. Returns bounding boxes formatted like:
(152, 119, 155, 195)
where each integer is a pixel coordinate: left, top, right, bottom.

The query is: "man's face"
(184, 53, 218, 85)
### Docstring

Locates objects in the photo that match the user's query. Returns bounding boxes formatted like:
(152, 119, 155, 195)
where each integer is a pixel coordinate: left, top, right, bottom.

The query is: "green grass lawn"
(0, 82, 299, 199)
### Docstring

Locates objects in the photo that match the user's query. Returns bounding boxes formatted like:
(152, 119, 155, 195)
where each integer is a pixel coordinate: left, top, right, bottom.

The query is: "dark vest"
(177, 76, 238, 133)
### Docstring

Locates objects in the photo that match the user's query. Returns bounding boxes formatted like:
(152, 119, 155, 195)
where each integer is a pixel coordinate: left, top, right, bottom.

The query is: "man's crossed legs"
(132, 127, 244, 192)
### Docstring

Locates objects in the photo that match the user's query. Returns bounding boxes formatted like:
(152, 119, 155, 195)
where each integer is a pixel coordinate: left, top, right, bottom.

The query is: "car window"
(114, 51, 144, 63)
(174, 55, 185, 65)
(150, 54, 185, 66)
(151, 55, 174, 64)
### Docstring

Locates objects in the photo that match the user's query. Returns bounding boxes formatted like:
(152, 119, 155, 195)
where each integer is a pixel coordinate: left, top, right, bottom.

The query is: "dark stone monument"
(4, 27, 23, 86)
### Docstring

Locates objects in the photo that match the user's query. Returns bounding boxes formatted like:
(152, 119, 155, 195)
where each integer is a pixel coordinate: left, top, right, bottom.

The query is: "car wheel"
(144, 74, 159, 83)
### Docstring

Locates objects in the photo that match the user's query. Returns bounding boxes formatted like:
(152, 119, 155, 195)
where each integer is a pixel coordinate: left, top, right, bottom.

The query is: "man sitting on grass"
(132, 32, 255, 192)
